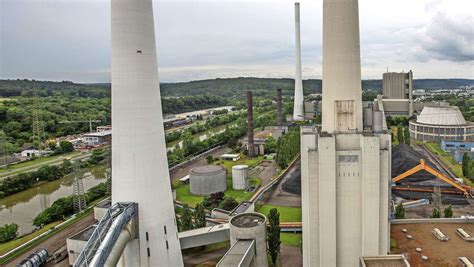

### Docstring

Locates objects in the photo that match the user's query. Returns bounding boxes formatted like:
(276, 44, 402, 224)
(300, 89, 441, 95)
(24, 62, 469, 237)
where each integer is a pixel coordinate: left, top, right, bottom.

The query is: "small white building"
(20, 149, 49, 158)
(83, 130, 112, 145)
(220, 154, 240, 161)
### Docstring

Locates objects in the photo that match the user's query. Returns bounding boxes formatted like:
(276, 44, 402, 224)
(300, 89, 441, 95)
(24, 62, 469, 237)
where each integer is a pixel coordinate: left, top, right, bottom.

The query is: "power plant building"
(301, 0, 391, 266)
(383, 71, 413, 100)
(409, 106, 474, 142)
(381, 70, 414, 117)
(189, 165, 227, 195)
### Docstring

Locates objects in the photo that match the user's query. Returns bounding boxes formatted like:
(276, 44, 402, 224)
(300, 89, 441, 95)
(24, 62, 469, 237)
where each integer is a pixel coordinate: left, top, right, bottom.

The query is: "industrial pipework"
(73, 202, 138, 267)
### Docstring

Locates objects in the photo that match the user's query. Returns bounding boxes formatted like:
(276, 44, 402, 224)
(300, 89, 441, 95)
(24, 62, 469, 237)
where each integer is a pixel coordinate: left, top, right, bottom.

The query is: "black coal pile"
(393, 190, 469, 205)
(282, 164, 301, 195)
(392, 144, 438, 183)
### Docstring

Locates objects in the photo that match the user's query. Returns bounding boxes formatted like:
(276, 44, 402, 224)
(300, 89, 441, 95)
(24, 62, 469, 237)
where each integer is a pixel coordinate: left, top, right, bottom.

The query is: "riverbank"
(0, 164, 107, 235)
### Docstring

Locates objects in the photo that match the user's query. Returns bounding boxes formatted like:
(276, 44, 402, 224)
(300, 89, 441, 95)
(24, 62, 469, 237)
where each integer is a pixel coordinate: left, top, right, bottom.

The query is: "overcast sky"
(1, 0, 473, 83)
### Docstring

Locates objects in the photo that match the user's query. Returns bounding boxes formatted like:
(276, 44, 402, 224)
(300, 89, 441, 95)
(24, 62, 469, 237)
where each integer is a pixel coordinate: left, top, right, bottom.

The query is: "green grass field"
(281, 233, 302, 247)
(174, 154, 265, 207)
(0, 221, 62, 255)
(174, 178, 261, 207)
(257, 205, 302, 222)
(424, 142, 472, 186)
(216, 154, 265, 173)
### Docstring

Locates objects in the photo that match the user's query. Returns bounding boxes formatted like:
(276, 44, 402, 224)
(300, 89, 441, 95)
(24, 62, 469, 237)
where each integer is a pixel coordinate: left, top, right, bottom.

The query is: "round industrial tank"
(363, 107, 373, 128)
(189, 165, 227, 195)
(229, 213, 268, 267)
(373, 111, 383, 133)
(232, 165, 249, 190)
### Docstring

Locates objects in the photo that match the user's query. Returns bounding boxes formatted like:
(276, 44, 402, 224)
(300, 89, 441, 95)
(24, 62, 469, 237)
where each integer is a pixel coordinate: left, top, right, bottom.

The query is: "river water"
(0, 165, 107, 235)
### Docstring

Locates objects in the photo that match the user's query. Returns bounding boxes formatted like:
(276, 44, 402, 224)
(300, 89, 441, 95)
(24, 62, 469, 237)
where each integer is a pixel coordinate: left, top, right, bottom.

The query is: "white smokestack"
(321, 0, 363, 133)
(293, 2, 305, 121)
(111, 0, 183, 266)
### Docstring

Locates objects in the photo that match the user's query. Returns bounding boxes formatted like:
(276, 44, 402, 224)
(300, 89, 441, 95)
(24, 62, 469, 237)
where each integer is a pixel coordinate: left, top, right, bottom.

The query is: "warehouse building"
(409, 106, 474, 142)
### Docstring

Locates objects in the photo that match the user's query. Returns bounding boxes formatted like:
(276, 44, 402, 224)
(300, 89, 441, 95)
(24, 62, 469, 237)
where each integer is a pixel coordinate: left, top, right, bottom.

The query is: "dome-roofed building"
(409, 106, 474, 142)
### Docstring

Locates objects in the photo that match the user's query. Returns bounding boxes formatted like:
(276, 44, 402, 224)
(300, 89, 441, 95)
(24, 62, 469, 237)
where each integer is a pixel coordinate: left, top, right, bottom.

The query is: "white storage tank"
(373, 110, 383, 133)
(232, 165, 249, 190)
(190, 165, 227, 195)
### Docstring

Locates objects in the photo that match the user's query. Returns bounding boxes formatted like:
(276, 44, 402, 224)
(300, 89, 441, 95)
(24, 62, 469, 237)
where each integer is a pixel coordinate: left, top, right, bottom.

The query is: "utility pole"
(73, 168, 87, 213)
(32, 91, 44, 153)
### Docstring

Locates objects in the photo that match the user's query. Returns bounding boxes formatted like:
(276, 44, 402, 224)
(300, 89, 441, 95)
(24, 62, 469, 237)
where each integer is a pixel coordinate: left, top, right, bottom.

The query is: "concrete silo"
(232, 165, 249, 190)
(229, 213, 268, 267)
(189, 165, 227, 195)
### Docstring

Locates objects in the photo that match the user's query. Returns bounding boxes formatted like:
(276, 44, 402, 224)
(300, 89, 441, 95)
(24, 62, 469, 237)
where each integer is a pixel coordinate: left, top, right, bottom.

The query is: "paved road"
(0, 152, 92, 180)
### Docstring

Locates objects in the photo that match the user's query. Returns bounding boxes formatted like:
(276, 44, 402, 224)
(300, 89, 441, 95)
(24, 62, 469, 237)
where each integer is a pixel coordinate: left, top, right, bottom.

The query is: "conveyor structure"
(73, 202, 138, 267)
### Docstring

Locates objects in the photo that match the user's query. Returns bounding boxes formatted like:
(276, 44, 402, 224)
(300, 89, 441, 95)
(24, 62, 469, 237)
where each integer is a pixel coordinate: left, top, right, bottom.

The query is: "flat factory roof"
(69, 225, 97, 241)
(391, 221, 474, 266)
(84, 130, 112, 137)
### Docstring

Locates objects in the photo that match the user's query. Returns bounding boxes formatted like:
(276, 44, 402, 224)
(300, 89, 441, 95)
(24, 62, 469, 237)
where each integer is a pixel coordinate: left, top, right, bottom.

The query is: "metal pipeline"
(103, 227, 132, 267)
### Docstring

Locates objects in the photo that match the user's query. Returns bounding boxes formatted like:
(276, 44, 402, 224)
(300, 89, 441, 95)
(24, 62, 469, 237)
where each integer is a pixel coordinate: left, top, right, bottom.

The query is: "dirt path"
(6, 213, 96, 267)
(255, 160, 277, 186)
(280, 245, 302, 267)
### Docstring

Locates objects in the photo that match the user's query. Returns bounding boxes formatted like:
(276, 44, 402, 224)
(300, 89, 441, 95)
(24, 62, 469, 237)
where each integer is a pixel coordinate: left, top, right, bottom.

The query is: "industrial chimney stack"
(276, 89, 283, 126)
(111, 0, 183, 265)
(293, 2, 304, 121)
(247, 91, 255, 157)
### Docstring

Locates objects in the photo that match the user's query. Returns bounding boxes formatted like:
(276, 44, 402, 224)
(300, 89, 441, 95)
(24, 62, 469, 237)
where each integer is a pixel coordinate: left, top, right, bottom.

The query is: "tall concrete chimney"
(293, 2, 304, 121)
(276, 89, 283, 126)
(247, 91, 255, 157)
(321, 0, 363, 133)
(111, 0, 183, 266)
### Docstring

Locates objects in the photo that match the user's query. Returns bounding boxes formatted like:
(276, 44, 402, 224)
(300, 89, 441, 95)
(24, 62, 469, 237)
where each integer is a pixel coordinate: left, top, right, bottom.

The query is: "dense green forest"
(2, 78, 472, 99)
(1, 78, 472, 154)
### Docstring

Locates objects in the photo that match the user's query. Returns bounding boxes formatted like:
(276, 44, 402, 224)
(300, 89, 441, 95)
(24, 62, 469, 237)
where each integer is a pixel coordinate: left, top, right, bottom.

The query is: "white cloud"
(0, 0, 472, 82)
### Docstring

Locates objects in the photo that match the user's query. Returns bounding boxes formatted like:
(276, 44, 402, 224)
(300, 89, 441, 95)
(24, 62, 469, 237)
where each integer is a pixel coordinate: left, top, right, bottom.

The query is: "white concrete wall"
(301, 128, 391, 266)
(111, 0, 182, 266)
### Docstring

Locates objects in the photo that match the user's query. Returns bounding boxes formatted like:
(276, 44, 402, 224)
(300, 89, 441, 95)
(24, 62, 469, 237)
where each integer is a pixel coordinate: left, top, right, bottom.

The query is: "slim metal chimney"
(247, 91, 255, 157)
(293, 2, 304, 121)
(276, 89, 283, 126)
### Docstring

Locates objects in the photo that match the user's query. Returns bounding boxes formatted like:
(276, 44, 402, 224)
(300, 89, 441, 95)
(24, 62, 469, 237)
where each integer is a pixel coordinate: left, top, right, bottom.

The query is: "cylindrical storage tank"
(229, 212, 268, 267)
(232, 165, 249, 190)
(363, 107, 373, 128)
(373, 111, 383, 133)
(189, 165, 227, 195)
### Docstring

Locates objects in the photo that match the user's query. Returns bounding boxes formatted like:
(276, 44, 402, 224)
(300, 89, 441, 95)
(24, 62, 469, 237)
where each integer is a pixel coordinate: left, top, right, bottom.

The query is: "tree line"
(275, 127, 300, 168)
(167, 109, 276, 166)
(0, 147, 108, 199)
(165, 111, 246, 143)
(32, 183, 107, 227)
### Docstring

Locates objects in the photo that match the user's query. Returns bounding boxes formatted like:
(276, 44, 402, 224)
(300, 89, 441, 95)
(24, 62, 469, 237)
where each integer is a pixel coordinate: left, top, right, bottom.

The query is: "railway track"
(419, 144, 457, 180)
